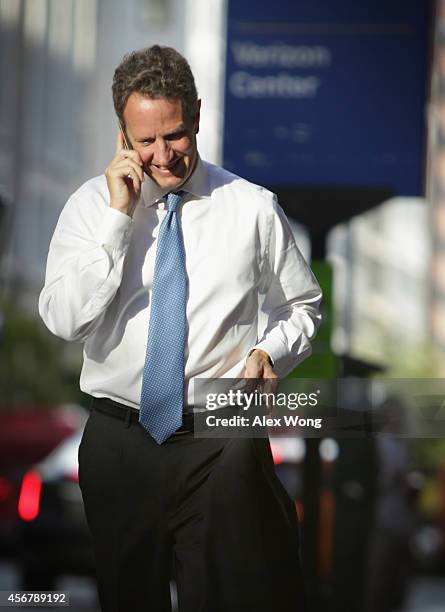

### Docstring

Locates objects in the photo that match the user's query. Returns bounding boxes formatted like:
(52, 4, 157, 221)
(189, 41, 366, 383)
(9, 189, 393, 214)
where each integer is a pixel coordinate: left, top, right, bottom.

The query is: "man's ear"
(194, 99, 201, 134)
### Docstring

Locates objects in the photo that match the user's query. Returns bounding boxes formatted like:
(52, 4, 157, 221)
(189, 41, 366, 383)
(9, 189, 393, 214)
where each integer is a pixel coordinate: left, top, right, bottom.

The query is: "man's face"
(122, 93, 200, 190)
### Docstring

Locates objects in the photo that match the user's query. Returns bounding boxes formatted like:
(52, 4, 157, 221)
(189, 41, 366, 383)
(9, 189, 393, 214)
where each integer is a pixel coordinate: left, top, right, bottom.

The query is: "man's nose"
(153, 138, 171, 165)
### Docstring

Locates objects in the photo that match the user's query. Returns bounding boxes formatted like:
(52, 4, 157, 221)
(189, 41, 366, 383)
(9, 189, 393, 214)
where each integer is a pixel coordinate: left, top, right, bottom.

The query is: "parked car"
(0, 405, 86, 558)
(16, 423, 95, 589)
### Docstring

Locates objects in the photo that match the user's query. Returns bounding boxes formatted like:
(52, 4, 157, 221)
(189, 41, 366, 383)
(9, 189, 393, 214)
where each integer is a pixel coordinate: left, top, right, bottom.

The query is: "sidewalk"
(402, 575, 445, 612)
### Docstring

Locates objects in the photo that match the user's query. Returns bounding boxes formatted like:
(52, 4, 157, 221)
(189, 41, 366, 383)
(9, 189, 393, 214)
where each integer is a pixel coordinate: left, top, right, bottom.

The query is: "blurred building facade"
(328, 197, 431, 367)
(0, 0, 441, 372)
(0, 0, 225, 301)
(327, 0, 443, 370)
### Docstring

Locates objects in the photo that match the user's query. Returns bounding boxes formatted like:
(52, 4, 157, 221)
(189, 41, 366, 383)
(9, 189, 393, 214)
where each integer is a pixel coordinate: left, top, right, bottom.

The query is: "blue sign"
(223, 0, 430, 196)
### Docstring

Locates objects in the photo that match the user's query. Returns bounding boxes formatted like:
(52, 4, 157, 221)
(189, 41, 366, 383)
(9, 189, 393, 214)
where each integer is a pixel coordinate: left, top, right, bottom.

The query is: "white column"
(184, 0, 227, 165)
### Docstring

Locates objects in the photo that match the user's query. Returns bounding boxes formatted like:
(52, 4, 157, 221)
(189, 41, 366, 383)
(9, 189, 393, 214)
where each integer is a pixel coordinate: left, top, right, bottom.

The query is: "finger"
(244, 365, 258, 379)
(114, 158, 144, 182)
(239, 370, 249, 394)
(244, 357, 262, 395)
(261, 377, 278, 410)
(111, 164, 140, 193)
(253, 364, 274, 397)
(117, 157, 144, 180)
(244, 374, 261, 396)
(269, 377, 279, 393)
(118, 149, 143, 167)
(244, 362, 261, 379)
(106, 165, 140, 193)
(124, 168, 141, 193)
(261, 366, 278, 380)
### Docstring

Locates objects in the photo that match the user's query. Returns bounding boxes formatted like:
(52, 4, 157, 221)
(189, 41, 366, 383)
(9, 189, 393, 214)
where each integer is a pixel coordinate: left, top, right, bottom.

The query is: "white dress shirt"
(39, 157, 322, 409)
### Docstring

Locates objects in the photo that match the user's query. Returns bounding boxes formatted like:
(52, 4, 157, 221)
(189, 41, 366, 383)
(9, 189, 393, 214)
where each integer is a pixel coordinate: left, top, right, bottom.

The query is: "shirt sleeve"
(248, 197, 322, 377)
(38, 193, 133, 342)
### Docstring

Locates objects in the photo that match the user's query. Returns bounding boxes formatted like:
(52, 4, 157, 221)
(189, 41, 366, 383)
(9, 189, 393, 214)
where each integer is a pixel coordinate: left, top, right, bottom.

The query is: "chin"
(149, 167, 190, 190)
(153, 175, 185, 190)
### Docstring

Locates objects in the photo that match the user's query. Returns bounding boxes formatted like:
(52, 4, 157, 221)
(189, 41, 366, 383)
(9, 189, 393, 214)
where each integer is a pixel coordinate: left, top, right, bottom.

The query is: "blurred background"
(1, 0, 445, 610)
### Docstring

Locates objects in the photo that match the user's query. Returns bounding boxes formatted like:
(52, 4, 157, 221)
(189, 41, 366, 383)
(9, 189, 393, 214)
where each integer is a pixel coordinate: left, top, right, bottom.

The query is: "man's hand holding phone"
(105, 129, 144, 217)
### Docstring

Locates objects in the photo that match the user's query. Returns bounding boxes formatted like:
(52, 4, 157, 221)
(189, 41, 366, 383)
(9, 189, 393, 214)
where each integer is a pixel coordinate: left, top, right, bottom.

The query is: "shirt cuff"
(96, 207, 133, 252)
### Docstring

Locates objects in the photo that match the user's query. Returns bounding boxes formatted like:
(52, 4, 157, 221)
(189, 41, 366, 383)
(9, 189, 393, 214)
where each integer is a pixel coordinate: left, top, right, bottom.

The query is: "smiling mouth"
(151, 158, 181, 175)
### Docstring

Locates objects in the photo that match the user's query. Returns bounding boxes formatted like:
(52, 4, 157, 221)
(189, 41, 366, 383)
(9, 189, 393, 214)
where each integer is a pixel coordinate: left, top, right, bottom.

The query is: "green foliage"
(0, 299, 85, 407)
(380, 342, 445, 379)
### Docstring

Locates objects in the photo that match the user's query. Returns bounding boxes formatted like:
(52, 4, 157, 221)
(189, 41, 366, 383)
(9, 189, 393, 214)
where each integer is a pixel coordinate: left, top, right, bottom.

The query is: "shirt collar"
(140, 155, 211, 208)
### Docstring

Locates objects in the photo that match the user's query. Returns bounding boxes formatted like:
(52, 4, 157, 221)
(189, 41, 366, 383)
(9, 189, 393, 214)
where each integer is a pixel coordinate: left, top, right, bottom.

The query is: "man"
(39, 46, 321, 612)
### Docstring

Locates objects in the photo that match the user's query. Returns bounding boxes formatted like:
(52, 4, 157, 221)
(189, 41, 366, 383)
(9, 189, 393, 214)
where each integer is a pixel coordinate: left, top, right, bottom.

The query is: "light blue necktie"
(139, 191, 187, 444)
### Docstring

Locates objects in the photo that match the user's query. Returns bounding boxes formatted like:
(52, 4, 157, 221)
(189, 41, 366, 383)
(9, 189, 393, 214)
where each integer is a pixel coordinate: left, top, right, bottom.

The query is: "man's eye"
(167, 132, 186, 141)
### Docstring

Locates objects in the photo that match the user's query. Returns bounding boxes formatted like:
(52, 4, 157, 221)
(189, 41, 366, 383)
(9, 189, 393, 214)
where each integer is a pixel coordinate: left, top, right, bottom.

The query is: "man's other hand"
(244, 349, 278, 400)
(105, 131, 145, 216)
(244, 349, 277, 379)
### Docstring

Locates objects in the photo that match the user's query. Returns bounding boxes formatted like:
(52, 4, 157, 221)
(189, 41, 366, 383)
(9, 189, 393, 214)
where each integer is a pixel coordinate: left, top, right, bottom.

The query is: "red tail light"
(271, 447, 283, 465)
(18, 471, 42, 521)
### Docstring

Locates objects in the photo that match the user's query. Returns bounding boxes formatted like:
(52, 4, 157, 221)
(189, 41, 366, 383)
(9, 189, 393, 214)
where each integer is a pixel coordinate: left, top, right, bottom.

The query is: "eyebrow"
(134, 125, 187, 142)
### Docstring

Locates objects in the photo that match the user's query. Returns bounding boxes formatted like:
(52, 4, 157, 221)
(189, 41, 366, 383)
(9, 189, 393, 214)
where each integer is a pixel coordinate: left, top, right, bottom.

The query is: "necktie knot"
(166, 190, 185, 213)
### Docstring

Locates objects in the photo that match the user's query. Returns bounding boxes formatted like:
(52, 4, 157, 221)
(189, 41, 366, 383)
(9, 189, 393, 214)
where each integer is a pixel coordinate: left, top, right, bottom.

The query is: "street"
(0, 559, 443, 611)
(0, 560, 181, 611)
(0, 560, 98, 611)
(403, 575, 445, 612)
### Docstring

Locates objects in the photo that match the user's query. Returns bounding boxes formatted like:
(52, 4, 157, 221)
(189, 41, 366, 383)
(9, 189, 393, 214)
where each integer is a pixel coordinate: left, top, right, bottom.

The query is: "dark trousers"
(78, 397, 306, 612)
